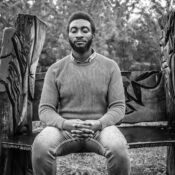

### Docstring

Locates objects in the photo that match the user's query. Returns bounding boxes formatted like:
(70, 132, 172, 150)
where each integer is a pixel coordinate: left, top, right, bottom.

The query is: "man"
(32, 11, 130, 175)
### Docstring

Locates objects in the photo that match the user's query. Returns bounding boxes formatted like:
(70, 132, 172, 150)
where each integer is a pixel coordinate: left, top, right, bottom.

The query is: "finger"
(84, 122, 93, 126)
(71, 130, 83, 134)
(80, 133, 94, 138)
(72, 133, 94, 138)
(72, 134, 84, 139)
(71, 134, 87, 138)
(71, 134, 81, 138)
(73, 123, 91, 129)
(80, 128, 94, 134)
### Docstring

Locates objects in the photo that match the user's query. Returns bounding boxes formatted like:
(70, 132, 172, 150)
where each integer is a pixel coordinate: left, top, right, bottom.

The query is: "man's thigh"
(32, 126, 86, 157)
(98, 125, 128, 148)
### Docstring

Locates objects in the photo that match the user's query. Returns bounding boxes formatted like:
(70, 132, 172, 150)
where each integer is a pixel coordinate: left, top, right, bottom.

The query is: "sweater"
(39, 53, 126, 129)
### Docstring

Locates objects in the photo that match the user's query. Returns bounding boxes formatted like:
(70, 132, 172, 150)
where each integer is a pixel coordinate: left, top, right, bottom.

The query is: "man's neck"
(72, 48, 92, 62)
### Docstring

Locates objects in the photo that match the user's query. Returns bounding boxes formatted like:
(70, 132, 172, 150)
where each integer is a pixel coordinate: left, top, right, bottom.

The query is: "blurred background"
(0, 0, 171, 72)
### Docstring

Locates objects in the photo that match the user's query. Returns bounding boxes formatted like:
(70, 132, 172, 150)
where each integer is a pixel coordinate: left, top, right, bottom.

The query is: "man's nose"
(76, 30, 83, 38)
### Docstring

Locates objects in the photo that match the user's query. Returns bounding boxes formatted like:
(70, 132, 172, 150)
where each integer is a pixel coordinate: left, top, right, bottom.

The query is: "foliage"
(0, 0, 172, 71)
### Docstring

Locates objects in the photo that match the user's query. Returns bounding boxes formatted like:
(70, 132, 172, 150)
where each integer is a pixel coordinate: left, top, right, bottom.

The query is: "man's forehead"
(69, 19, 91, 28)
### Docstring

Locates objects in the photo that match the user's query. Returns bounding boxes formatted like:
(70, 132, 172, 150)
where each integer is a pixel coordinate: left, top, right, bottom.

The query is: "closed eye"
(70, 27, 77, 33)
(82, 27, 89, 33)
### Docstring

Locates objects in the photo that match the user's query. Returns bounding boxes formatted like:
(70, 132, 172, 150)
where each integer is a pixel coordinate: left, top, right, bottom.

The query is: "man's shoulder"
(95, 53, 121, 74)
(96, 53, 118, 66)
(49, 55, 71, 69)
(46, 55, 71, 76)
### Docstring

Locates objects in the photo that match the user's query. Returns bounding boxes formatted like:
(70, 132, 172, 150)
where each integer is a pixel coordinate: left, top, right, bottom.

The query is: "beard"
(69, 37, 93, 54)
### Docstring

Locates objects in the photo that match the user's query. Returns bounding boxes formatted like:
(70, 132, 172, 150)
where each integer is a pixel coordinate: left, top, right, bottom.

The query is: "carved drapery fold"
(0, 14, 46, 136)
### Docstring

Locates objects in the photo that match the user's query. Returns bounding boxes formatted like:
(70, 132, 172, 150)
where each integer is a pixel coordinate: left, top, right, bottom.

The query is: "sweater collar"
(70, 49, 96, 64)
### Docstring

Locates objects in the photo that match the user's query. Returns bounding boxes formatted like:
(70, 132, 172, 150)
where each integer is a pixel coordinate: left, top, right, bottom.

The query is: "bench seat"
(2, 126, 175, 151)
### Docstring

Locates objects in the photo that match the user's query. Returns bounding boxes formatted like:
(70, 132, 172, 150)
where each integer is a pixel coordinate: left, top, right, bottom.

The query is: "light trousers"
(32, 125, 130, 175)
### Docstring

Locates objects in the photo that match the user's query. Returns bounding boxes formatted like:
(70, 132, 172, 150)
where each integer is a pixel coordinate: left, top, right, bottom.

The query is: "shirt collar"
(70, 49, 96, 64)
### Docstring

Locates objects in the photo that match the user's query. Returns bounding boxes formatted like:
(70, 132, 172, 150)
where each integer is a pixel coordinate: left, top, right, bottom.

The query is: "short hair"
(67, 11, 96, 34)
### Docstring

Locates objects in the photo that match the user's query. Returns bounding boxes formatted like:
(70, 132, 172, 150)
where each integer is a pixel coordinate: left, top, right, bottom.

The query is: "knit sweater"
(39, 53, 125, 129)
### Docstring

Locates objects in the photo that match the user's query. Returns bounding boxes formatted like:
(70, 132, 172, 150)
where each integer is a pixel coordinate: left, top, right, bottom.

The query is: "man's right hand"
(71, 128, 94, 138)
(62, 119, 94, 139)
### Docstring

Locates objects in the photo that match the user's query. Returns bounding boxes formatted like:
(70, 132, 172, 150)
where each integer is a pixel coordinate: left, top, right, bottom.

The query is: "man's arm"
(39, 66, 66, 129)
(99, 61, 125, 129)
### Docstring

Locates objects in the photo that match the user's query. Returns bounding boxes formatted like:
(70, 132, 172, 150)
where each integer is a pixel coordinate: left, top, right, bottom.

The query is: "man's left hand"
(83, 120, 102, 132)
(71, 120, 102, 139)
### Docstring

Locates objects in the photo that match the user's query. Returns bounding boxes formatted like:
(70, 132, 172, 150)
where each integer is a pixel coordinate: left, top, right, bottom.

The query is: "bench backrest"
(33, 70, 167, 124)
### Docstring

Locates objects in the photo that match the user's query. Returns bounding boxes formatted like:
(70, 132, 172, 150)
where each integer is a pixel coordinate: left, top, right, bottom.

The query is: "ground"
(56, 147, 167, 175)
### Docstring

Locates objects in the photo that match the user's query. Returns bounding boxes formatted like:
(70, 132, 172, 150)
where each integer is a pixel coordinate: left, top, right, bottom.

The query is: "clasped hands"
(63, 119, 102, 139)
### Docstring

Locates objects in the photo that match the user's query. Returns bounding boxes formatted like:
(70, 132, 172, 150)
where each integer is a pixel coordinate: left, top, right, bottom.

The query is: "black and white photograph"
(0, 0, 175, 174)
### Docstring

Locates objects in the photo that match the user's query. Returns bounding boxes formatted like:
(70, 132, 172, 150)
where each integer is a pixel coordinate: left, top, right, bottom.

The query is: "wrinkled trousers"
(32, 125, 130, 175)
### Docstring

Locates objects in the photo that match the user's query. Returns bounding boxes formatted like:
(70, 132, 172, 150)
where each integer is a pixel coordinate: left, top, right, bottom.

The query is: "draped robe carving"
(0, 14, 46, 136)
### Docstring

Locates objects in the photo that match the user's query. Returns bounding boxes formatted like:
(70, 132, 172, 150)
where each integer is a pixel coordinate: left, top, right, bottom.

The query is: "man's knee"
(32, 127, 61, 161)
(100, 126, 128, 151)
(32, 134, 49, 159)
(107, 138, 129, 160)
(105, 138, 130, 175)
(100, 126, 130, 167)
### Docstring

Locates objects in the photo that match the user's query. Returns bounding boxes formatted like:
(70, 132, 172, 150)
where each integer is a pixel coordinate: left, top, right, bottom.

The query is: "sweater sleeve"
(99, 62, 125, 129)
(39, 66, 66, 129)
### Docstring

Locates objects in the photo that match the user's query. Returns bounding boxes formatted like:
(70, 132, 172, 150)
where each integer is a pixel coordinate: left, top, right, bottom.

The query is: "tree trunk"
(159, 11, 175, 175)
(167, 147, 175, 175)
(166, 96, 175, 175)
(158, 11, 175, 175)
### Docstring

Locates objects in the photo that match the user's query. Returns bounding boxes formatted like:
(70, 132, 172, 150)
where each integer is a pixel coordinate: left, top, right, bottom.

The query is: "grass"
(56, 147, 167, 175)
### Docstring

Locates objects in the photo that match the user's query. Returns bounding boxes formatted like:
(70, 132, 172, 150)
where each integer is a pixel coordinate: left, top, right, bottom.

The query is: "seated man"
(32, 11, 130, 175)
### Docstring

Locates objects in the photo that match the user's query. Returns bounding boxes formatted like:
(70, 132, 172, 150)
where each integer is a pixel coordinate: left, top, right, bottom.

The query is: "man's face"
(68, 19, 93, 54)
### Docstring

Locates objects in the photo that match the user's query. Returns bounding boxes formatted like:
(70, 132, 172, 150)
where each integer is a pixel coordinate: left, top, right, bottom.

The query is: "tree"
(0, 0, 172, 71)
